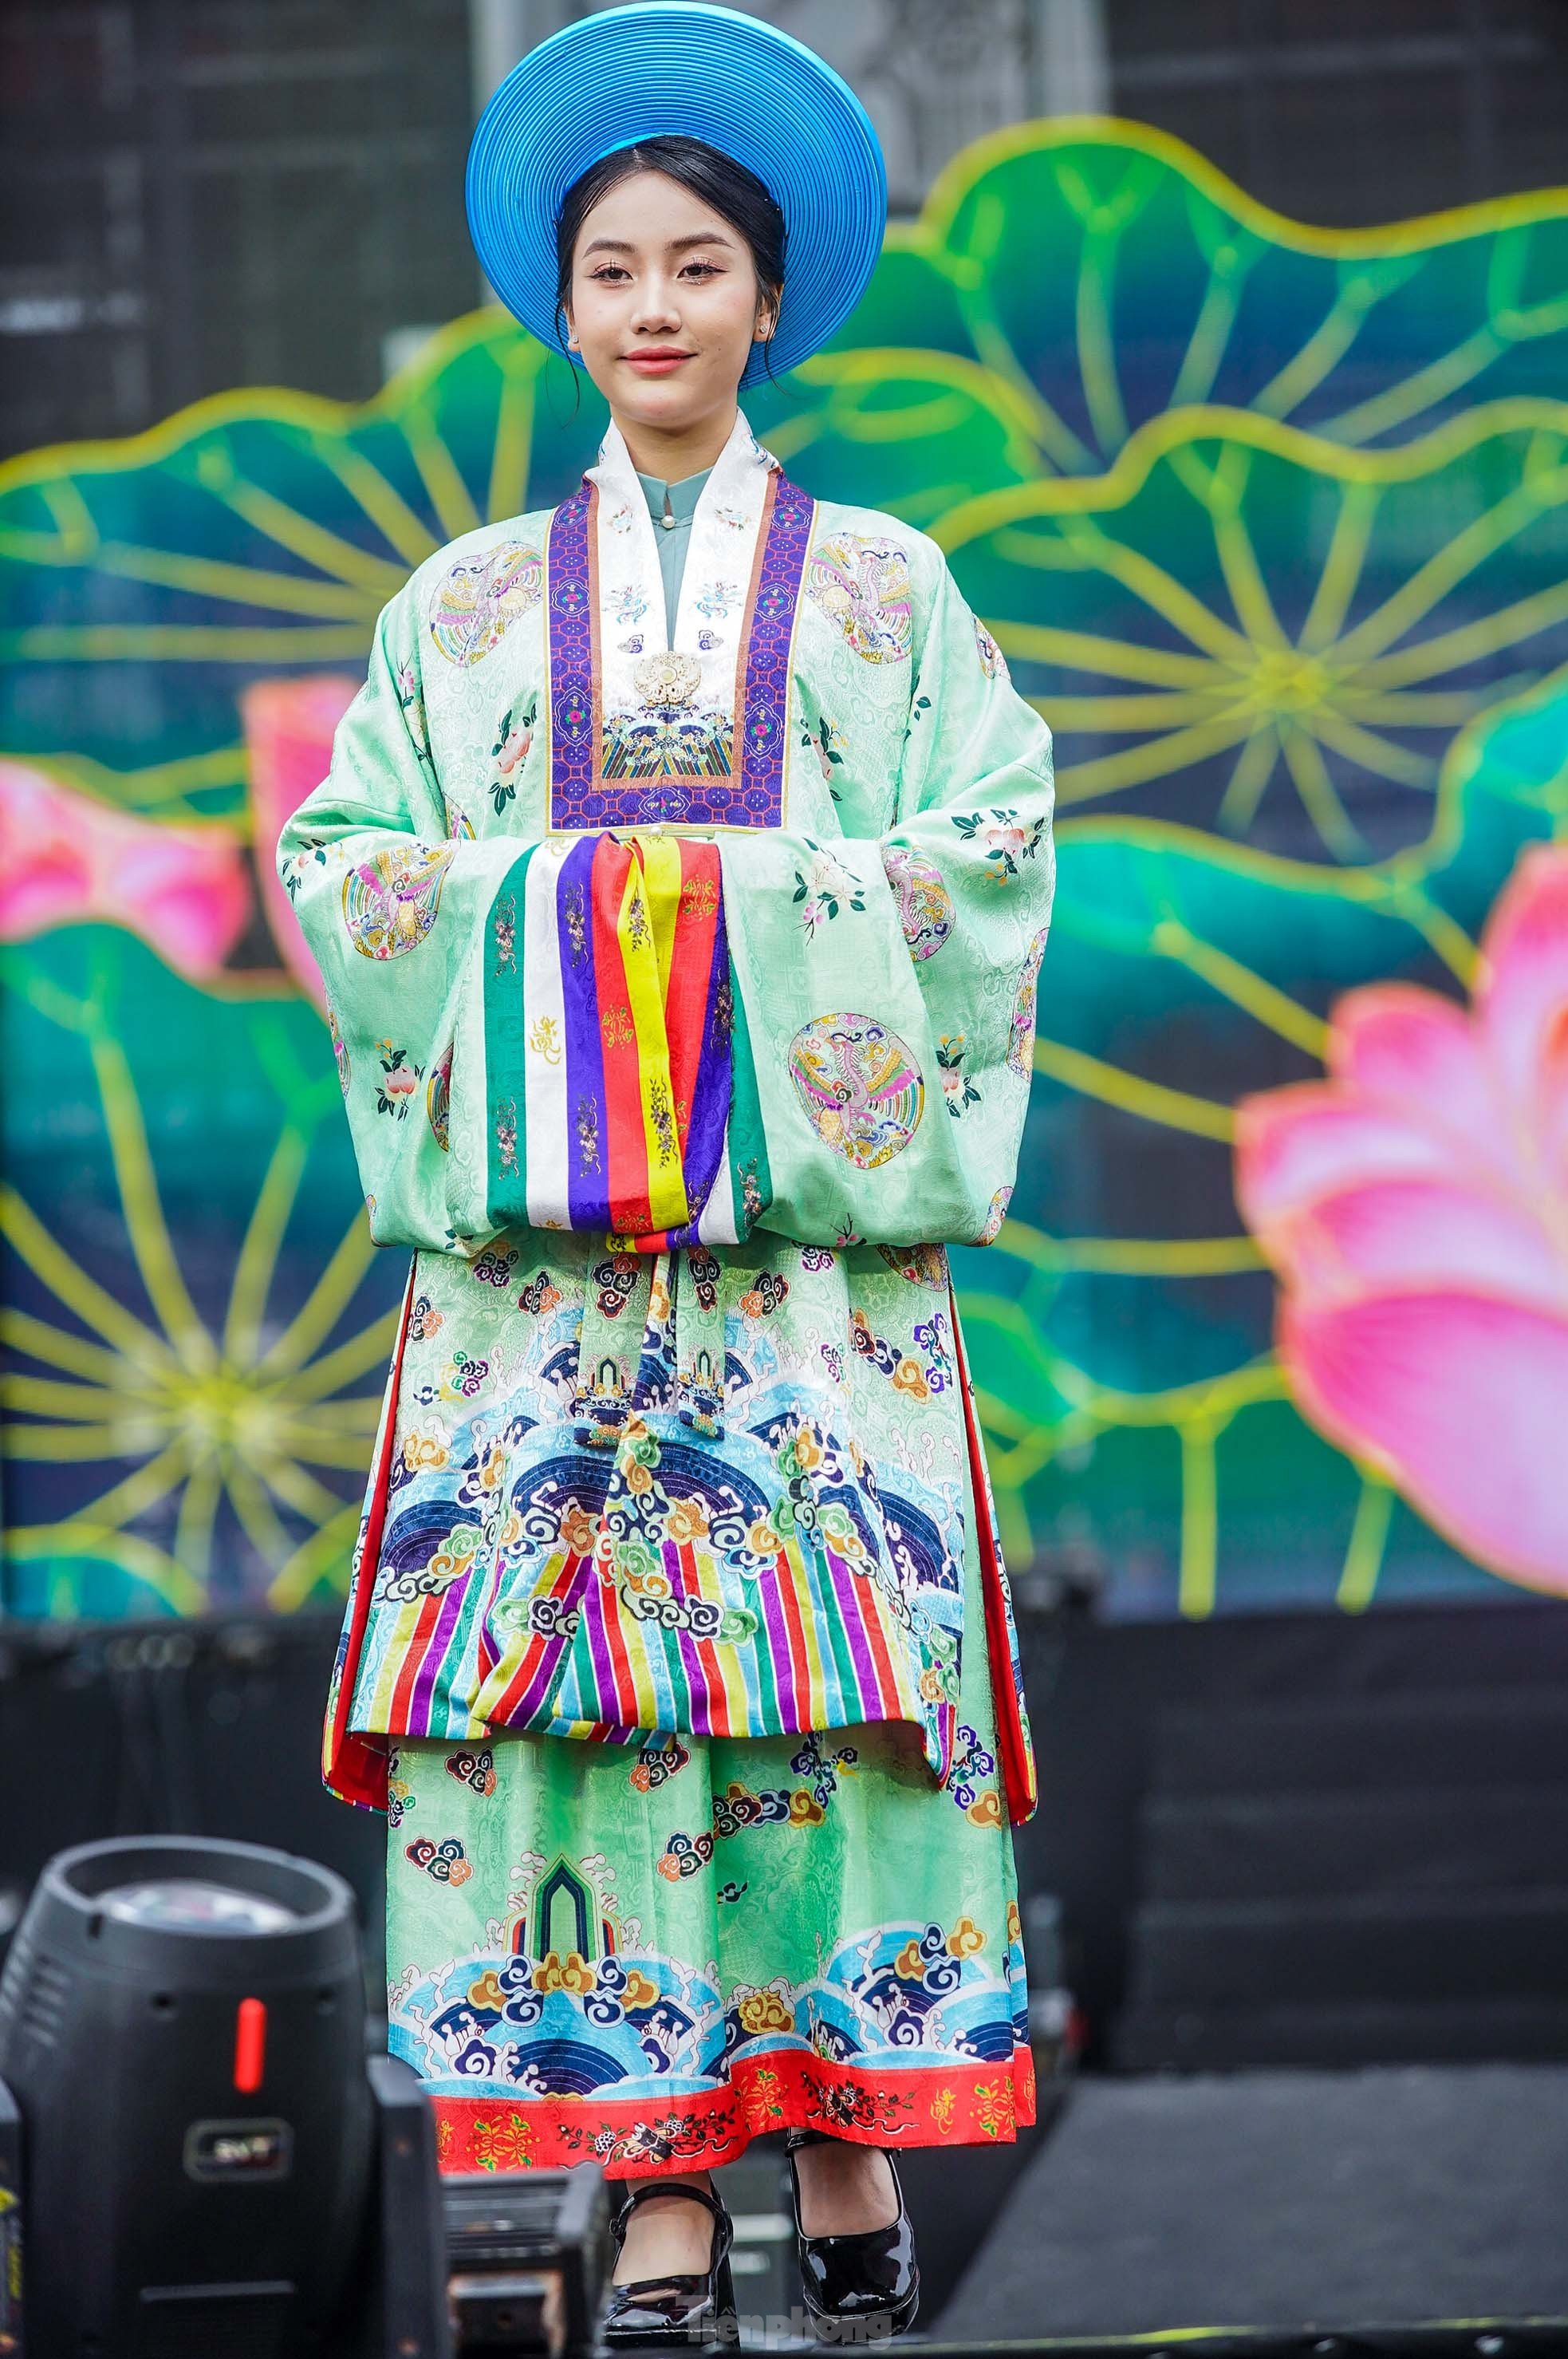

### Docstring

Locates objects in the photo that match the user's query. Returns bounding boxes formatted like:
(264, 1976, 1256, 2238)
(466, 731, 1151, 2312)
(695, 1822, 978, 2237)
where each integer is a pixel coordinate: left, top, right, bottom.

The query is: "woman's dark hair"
(553, 133, 786, 384)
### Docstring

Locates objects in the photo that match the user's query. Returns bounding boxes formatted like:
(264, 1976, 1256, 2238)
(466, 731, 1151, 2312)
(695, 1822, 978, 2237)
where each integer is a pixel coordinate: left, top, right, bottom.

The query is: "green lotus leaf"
(978, 813, 1448, 1406)
(958, 659, 1568, 1614)
(937, 401, 1568, 863)
(1420, 661, 1568, 926)
(750, 348, 1039, 523)
(967, 1392, 1453, 1621)
(2, 925, 400, 1615)
(824, 237, 972, 372)
(844, 119, 1568, 472)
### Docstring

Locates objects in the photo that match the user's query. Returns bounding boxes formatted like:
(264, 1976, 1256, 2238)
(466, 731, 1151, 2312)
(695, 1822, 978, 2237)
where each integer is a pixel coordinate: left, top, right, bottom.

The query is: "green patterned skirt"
(386, 1447, 1035, 2179)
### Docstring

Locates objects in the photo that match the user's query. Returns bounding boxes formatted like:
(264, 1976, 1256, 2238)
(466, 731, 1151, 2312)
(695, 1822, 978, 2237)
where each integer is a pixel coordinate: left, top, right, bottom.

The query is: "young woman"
(278, 5, 1054, 2342)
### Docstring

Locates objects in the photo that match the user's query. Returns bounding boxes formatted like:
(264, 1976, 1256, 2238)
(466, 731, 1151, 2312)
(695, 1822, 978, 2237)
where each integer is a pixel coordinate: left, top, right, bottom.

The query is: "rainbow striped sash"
(483, 833, 769, 1244)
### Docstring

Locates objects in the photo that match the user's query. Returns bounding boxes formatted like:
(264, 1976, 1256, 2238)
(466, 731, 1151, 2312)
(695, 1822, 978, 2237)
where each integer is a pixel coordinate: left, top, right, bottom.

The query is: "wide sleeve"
(275, 582, 533, 1254)
(715, 550, 1055, 1248)
(278, 581, 733, 1255)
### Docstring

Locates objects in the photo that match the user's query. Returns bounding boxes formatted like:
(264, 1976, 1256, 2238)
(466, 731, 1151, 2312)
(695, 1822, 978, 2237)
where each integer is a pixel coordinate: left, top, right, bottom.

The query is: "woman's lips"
(624, 352, 692, 375)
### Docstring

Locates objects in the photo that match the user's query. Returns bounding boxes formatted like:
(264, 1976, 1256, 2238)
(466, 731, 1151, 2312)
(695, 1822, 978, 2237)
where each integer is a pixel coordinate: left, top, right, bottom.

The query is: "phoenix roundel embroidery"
(974, 614, 1009, 679)
(881, 843, 955, 961)
(1007, 925, 1050, 1078)
(326, 1000, 351, 1096)
(427, 1039, 453, 1150)
(341, 842, 455, 960)
(428, 541, 543, 667)
(875, 1241, 950, 1288)
(976, 1184, 1012, 1245)
(788, 1012, 924, 1169)
(806, 535, 913, 664)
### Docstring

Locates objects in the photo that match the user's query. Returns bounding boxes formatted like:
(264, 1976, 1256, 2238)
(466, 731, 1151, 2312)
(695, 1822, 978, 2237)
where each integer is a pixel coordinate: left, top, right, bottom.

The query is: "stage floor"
(943, 2062, 1568, 2339)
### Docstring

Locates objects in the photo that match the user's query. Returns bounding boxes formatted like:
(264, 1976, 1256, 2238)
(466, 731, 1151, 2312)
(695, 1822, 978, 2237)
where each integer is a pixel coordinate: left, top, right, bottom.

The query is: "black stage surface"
(940, 2062, 1568, 2345)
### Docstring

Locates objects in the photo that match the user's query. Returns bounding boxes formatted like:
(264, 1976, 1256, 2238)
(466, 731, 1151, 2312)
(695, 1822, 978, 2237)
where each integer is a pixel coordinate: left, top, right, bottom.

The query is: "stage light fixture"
(0, 1833, 448, 2358)
(444, 2167, 611, 2352)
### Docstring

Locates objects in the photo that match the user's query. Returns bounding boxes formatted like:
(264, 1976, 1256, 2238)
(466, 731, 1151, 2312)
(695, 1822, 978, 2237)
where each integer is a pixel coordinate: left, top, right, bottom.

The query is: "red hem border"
(431, 2041, 1037, 2180)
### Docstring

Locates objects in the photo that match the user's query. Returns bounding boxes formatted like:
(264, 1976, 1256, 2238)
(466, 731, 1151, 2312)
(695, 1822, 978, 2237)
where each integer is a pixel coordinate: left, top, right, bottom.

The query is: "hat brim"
(465, 2, 888, 389)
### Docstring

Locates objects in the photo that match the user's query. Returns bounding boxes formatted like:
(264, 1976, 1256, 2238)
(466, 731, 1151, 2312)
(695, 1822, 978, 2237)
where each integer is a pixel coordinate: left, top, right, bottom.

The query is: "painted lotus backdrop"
(6, 117, 1568, 1625)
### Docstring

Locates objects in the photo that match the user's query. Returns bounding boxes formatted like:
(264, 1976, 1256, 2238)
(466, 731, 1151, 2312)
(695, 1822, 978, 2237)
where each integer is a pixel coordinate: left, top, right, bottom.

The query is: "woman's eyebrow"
(579, 230, 738, 258)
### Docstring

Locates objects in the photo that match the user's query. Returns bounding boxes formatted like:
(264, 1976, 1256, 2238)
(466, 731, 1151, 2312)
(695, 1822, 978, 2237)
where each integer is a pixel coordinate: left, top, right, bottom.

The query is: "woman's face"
(564, 168, 775, 432)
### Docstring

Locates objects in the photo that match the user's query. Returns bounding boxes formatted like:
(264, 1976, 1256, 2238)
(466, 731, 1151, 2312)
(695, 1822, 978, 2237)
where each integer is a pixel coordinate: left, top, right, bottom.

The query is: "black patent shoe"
(785, 2127, 920, 2340)
(601, 2178, 736, 2349)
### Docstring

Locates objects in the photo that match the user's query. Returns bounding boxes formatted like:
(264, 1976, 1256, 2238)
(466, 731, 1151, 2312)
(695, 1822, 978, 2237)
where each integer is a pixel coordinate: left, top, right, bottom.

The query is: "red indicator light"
(233, 1997, 267, 2093)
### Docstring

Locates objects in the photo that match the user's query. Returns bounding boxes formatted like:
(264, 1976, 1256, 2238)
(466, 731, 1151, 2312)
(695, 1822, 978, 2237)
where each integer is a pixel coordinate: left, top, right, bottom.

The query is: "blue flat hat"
(465, 2, 887, 389)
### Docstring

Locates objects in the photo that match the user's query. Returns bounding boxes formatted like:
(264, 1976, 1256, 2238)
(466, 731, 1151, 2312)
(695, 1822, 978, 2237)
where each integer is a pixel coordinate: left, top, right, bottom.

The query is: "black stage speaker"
(0, 1834, 445, 2358)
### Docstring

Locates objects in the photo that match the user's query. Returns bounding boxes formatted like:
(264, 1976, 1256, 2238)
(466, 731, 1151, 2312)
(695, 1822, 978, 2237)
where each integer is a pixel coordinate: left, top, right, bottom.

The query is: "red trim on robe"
(947, 1280, 1038, 1827)
(323, 1255, 418, 1813)
(430, 2039, 1036, 2180)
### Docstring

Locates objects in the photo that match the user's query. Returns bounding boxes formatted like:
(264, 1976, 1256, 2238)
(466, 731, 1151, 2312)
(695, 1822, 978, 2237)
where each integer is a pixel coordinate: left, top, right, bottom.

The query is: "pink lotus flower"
(242, 673, 360, 1011)
(1235, 843, 1568, 1593)
(0, 757, 251, 979)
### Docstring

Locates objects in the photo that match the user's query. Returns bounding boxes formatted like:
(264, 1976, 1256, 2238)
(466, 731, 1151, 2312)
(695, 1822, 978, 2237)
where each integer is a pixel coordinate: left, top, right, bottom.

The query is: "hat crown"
(466, 2, 887, 389)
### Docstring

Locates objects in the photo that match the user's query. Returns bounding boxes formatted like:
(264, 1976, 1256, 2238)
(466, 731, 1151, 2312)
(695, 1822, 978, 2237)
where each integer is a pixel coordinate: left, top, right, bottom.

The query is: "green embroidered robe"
(275, 405, 1054, 1824)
